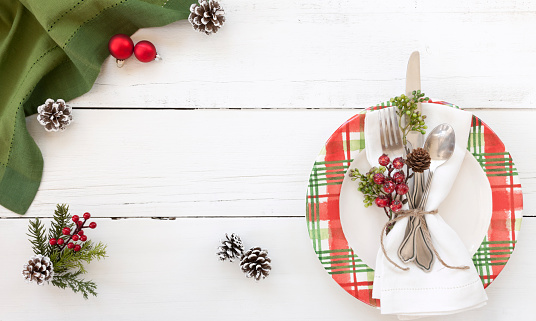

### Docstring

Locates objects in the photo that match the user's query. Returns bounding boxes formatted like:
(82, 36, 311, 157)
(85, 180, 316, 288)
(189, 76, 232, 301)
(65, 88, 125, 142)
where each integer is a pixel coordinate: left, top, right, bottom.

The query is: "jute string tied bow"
(380, 209, 470, 271)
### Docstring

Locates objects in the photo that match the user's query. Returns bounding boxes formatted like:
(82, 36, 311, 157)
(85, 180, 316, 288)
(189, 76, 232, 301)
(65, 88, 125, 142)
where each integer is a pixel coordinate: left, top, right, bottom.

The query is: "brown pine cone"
(22, 255, 54, 285)
(217, 233, 244, 262)
(37, 98, 73, 132)
(240, 247, 271, 281)
(188, 0, 225, 35)
(406, 148, 431, 172)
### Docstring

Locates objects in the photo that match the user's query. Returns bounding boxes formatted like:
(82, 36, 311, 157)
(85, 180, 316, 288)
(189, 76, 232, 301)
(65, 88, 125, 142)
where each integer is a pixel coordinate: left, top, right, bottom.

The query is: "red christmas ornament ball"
(134, 40, 157, 63)
(108, 34, 134, 60)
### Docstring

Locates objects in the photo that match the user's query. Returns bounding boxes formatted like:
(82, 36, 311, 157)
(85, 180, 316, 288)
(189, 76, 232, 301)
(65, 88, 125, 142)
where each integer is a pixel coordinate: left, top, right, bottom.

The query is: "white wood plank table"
(1, 0, 535, 320)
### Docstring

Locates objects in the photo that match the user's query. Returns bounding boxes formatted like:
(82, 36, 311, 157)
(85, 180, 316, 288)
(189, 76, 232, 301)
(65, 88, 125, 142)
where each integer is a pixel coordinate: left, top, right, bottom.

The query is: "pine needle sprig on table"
(48, 204, 74, 242)
(24, 204, 107, 298)
(27, 218, 49, 256)
(51, 270, 97, 299)
(51, 241, 107, 274)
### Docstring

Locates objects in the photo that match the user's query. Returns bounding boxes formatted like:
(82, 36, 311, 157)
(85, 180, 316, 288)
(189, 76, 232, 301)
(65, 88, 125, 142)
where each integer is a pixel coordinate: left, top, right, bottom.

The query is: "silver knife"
(405, 51, 423, 207)
(397, 52, 434, 270)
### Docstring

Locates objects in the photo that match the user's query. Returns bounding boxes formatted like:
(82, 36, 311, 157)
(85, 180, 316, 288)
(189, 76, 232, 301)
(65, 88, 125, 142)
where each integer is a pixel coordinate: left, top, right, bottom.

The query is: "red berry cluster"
(49, 212, 97, 252)
(373, 154, 409, 212)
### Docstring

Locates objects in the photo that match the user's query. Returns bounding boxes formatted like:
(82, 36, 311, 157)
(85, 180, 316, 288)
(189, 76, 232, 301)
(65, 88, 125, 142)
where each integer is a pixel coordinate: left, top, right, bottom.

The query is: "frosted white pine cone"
(37, 98, 73, 132)
(22, 254, 54, 285)
(188, 0, 225, 35)
(217, 233, 244, 262)
(239, 247, 271, 281)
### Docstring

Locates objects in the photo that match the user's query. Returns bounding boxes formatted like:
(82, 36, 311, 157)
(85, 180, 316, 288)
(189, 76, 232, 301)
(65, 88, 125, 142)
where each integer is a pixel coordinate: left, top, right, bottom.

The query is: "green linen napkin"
(0, 0, 191, 214)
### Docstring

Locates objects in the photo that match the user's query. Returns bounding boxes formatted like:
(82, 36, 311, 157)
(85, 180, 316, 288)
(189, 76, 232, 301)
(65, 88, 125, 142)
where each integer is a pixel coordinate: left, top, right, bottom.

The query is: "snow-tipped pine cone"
(22, 255, 54, 285)
(217, 233, 244, 262)
(37, 98, 72, 132)
(188, 0, 225, 35)
(240, 247, 271, 281)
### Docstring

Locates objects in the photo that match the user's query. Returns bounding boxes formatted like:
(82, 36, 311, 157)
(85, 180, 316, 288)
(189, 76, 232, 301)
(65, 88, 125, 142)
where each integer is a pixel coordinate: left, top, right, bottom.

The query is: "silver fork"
(380, 106, 434, 270)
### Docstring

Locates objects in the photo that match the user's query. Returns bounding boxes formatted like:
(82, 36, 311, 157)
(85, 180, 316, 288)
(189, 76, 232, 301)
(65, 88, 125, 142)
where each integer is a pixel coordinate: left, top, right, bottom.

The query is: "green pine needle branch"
(51, 270, 98, 299)
(26, 204, 107, 299)
(27, 218, 49, 256)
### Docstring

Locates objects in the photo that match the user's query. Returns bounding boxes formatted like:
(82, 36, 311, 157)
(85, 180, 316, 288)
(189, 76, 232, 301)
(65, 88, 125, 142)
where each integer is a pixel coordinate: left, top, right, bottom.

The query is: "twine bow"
(380, 209, 469, 271)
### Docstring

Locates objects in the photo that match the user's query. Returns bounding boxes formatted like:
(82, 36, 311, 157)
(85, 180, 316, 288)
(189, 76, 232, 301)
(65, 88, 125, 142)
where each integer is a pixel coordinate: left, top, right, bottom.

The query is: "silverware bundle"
(379, 52, 455, 271)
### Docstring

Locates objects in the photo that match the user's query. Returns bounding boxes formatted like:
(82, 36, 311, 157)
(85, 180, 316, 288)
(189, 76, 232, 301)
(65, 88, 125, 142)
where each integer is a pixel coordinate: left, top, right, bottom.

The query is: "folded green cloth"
(0, 0, 190, 214)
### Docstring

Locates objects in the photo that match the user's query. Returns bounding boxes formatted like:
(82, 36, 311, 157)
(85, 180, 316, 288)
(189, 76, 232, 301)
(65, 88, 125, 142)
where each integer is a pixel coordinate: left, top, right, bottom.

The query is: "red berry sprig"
(349, 154, 413, 220)
(49, 212, 97, 252)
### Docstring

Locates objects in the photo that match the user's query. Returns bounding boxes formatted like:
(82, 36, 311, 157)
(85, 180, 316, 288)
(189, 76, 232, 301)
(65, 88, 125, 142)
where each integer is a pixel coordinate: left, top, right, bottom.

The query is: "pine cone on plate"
(37, 98, 73, 132)
(240, 247, 271, 281)
(217, 233, 244, 262)
(22, 255, 54, 285)
(406, 148, 431, 172)
(188, 0, 225, 35)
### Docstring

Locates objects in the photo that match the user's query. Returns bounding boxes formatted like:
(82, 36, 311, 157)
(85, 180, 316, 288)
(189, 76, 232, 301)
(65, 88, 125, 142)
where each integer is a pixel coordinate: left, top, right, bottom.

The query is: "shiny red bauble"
(134, 40, 157, 62)
(108, 34, 134, 60)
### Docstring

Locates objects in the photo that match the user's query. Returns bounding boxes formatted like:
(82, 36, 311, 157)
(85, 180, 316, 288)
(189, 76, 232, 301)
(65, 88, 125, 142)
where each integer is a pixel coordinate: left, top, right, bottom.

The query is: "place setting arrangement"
(306, 52, 523, 318)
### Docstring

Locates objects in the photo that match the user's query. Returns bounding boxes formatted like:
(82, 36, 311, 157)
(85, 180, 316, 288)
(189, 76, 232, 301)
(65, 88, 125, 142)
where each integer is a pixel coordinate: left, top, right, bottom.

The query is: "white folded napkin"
(365, 103, 487, 318)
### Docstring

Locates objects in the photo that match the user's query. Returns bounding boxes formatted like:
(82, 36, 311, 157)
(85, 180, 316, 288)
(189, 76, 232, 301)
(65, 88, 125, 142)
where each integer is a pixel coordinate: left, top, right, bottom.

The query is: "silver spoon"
(397, 123, 455, 271)
(417, 123, 456, 210)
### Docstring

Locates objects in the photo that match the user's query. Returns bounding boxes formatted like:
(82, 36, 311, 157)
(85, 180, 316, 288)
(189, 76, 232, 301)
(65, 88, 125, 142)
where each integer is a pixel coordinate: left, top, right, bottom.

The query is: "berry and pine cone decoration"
(37, 98, 73, 132)
(189, 0, 225, 35)
(217, 233, 244, 262)
(406, 148, 431, 172)
(240, 247, 272, 281)
(22, 255, 54, 285)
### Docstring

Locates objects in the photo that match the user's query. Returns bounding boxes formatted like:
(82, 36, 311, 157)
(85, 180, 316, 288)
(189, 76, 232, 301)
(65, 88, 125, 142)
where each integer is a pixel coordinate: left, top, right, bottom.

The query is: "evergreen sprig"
(51, 241, 107, 274)
(26, 204, 107, 299)
(51, 270, 97, 299)
(48, 204, 74, 242)
(27, 218, 49, 256)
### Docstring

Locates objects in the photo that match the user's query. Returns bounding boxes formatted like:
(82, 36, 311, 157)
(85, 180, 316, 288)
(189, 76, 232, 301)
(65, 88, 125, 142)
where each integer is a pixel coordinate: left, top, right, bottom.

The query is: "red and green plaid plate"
(306, 100, 523, 307)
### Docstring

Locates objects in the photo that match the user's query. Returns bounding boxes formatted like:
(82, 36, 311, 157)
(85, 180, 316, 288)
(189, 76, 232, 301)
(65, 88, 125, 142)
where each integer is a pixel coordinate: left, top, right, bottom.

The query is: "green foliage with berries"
(349, 166, 386, 208)
(349, 155, 412, 224)
(390, 90, 429, 145)
(26, 204, 107, 299)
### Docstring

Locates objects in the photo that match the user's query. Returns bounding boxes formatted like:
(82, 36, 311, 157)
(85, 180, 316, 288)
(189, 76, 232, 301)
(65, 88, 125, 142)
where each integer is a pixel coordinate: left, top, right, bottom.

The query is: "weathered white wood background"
(1, 0, 535, 319)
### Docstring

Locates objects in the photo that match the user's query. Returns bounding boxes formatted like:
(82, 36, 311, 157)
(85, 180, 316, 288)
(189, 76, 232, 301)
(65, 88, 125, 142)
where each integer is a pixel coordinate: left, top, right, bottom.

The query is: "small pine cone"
(188, 0, 225, 35)
(406, 148, 431, 172)
(240, 247, 271, 281)
(37, 98, 73, 132)
(22, 254, 54, 285)
(217, 233, 244, 262)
